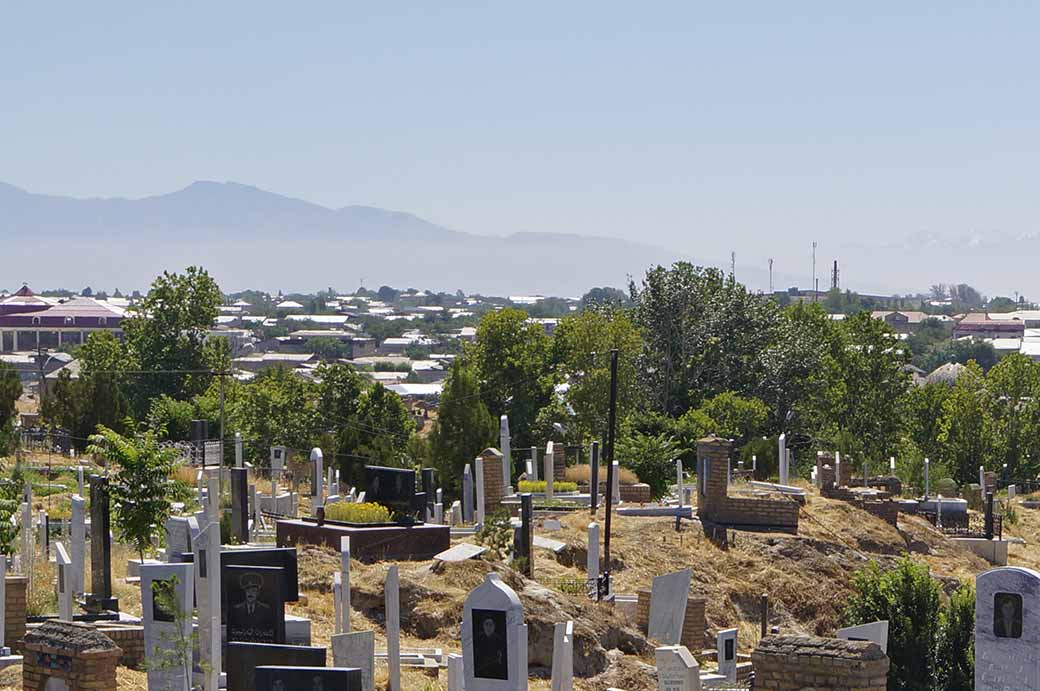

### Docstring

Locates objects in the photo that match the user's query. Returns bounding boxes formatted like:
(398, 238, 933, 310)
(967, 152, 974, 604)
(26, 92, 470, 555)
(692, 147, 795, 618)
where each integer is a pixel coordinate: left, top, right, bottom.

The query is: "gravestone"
(716, 628, 737, 682)
(924, 458, 931, 497)
(87, 475, 117, 612)
(165, 516, 192, 563)
(141, 562, 194, 691)
(196, 478, 223, 691)
(778, 433, 788, 485)
(364, 465, 415, 515)
(648, 569, 692, 644)
(221, 547, 300, 612)
(447, 653, 464, 691)
(76, 465, 84, 496)
(551, 620, 573, 691)
(463, 464, 474, 523)
(517, 494, 534, 577)
(332, 629, 375, 691)
(235, 431, 244, 468)
(611, 461, 621, 504)
(475, 458, 486, 527)
(55, 542, 72, 622)
(339, 537, 351, 633)
(837, 620, 889, 651)
(70, 495, 85, 596)
(500, 415, 512, 492)
(544, 442, 555, 499)
(529, 446, 539, 482)
(975, 566, 1040, 690)
(587, 522, 600, 589)
(226, 642, 325, 691)
(590, 442, 599, 512)
(310, 448, 325, 511)
(676, 460, 684, 507)
(255, 666, 361, 691)
(655, 645, 700, 691)
(225, 565, 286, 644)
(386, 565, 401, 691)
(231, 467, 250, 544)
(461, 572, 528, 690)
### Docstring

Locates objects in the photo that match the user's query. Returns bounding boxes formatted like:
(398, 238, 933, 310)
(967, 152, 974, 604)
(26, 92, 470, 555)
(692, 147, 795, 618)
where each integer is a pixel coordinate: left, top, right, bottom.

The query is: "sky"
(3, 2, 1040, 294)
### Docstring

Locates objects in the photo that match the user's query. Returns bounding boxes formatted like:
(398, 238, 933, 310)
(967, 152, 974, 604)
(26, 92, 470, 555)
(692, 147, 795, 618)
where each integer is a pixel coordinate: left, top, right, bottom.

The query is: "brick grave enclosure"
(479, 448, 505, 513)
(636, 589, 708, 650)
(752, 634, 889, 690)
(821, 487, 899, 527)
(5, 576, 26, 653)
(22, 620, 122, 691)
(696, 437, 799, 533)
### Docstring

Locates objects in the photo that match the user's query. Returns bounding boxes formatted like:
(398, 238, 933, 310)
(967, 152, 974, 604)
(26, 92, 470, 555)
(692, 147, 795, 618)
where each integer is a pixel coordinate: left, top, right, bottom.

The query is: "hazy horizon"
(4, 3, 1040, 297)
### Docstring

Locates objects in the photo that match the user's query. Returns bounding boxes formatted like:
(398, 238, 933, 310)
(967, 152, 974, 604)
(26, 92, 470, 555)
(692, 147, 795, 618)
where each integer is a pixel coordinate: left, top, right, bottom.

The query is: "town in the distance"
(0, 261, 1033, 690)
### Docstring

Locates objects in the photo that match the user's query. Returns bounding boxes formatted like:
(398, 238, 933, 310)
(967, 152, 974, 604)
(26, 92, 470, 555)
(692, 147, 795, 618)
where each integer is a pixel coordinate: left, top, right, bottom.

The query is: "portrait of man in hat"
(230, 571, 274, 640)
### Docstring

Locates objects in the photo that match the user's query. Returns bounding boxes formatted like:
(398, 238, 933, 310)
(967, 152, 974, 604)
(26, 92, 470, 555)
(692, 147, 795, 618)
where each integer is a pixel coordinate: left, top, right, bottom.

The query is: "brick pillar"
(697, 436, 732, 522)
(838, 455, 853, 488)
(636, 589, 651, 633)
(554, 446, 566, 482)
(682, 596, 708, 650)
(6, 575, 26, 653)
(479, 448, 505, 513)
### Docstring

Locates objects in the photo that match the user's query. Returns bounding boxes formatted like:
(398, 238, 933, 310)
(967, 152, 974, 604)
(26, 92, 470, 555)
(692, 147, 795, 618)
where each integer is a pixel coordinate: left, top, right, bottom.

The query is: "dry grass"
(565, 464, 639, 486)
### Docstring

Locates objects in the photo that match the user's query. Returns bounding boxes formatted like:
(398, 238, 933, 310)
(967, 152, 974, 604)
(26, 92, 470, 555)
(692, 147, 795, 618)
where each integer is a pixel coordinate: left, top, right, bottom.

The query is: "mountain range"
(1, 180, 804, 296)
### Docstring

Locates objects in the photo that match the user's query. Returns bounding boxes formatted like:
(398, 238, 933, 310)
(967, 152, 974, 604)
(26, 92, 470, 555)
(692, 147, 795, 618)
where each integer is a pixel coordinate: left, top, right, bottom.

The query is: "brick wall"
(5, 576, 26, 653)
(22, 621, 122, 691)
(98, 625, 145, 669)
(821, 488, 899, 527)
(636, 590, 707, 650)
(837, 456, 853, 488)
(752, 634, 888, 690)
(480, 451, 505, 512)
(697, 438, 799, 532)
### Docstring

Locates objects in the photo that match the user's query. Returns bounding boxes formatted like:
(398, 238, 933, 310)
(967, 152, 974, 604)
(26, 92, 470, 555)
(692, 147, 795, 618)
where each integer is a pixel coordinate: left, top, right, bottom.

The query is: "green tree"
(232, 366, 318, 455)
(813, 312, 909, 465)
(348, 383, 415, 468)
(88, 426, 177, 564)
(0, 362, 21, 454)
(307, 337, 347, 360)
(467, 308, 554, 447)
(938, 361, 993, 485)
(429, 360, 496, 493)
(935, 583, 974, 691)
(551, 307, 643, 443)
(631, 262, 781, 415)
(843, 557, 941, 691)
(580, 286, 631, 309)
(122, 267, 223, 415)
(616, 432, 687, 499)
(986, 353, 1040, 479)
(700, 392, 769, 445)
(759, 302, 833, 435)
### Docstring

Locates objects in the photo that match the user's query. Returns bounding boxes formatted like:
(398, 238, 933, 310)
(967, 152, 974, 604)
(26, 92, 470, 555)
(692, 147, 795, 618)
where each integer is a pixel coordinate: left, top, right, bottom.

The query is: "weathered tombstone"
(225, 565, 286, 644)
(675, 460, 684, 507)
(310, 448, 325, 511)
(255, 666, 361, 691)
(475, 457, 486, 527)
(587, 522, 600, 589)
(231, 467, 249, 543)
(975, 566, 1040, 690)
(235, 431, 244, 468)
(544, 441, 555, 499)
(1010, 485, 1018, 499)
(339, 537, 352, 633)
(447, 652, 464, 691)
(87, 475, 117, 612)
(611, 461, 621, 504)
(837, 620, 889, 651)
(501, 415, 512, 492)
(648, 569, 692, 644)
(386, 565, 401, 691)
(462, 572, 528, 690)
(70, 495, 85, 595)
(141, 562, 194, 691)
(76, 465, 84, 496)
(451, 500, 462, 526)
(226, 641, 325, 691)
(654, 645, 700, 691)
(590, 441, 599, 512)
(55, 542, 72, 622)
(716, 628, 737, 682)
(778, 433, 788, 485)
(463, 463, 475, 523)
(551, 620, 573, 691)
(332, 629, 375, 691)
(165, 516, 192, 563)
(434, 502, 444, 525)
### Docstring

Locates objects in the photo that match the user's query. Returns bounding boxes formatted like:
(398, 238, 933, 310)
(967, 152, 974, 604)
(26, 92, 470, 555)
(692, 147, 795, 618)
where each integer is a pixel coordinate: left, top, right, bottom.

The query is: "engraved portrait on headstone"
(994, 592, 1023, 638)
(473, 609, 508, 679)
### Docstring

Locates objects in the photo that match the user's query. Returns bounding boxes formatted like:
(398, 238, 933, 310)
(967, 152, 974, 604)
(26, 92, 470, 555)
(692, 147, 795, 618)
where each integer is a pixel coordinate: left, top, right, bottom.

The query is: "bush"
(324, 502, 392, 524)
(616, 432, 687, 500)
(934, 478, 959, 496)
(476, 509, 513, 561)
(517, 480, 578, 493)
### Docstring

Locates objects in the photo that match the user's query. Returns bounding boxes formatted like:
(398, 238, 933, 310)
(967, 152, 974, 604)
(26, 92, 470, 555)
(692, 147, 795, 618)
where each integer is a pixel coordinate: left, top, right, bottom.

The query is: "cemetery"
(0, 421, 1035, 690)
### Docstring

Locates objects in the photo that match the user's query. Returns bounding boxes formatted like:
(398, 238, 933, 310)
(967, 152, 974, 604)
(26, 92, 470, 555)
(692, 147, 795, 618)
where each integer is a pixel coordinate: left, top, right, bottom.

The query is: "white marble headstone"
(461, 572, 528, 691)
(655, 645, 700, 691)
(715, 628, 737, 682)
(141, 562, 194, 691)
(837, 620, 889, 652)
(551, 620, 573, 691)
(332, 629, 375, 691)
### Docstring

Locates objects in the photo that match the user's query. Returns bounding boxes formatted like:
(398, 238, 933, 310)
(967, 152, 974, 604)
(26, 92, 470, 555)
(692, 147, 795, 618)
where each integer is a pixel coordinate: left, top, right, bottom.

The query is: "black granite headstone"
(231, 467, 250, 543)
(226, 642, 326, 691)
(226, 565, 286, 644)
(87, 475, 118, 612)
(221, 547, 299, 606)
(363, 465, 415, 509)
(255, 666, 361, 691)
(422, 468, 436, 511)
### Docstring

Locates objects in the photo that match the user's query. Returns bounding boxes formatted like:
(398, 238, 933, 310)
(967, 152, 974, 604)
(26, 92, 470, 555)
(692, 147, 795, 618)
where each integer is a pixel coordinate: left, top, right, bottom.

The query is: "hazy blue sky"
(3, 2, 1039, 290)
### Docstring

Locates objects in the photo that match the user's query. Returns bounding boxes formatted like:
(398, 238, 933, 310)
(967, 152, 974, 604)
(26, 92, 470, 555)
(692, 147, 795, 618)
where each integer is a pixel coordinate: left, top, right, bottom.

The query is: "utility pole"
(768, 258, 774, 294)
(730, 251, 736, 277)
(600, 349, 619, 601)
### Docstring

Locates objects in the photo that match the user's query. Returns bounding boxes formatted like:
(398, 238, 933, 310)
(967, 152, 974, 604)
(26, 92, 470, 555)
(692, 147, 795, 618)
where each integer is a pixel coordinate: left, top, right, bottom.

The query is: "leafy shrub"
(616, 432, 687, 500)
(324, 501, 392, 524)
(476, 509, 513, 561)
(518, 480, 578, 493)
(934, 477, 959, 496)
